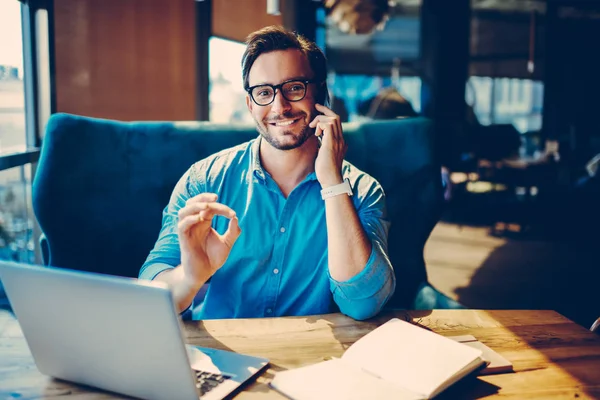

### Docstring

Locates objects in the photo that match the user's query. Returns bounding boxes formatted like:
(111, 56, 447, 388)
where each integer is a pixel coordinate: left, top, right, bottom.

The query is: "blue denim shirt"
(139, 137, 395, 320)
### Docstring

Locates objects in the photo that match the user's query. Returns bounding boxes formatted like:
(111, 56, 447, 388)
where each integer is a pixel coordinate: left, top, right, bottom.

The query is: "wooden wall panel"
(54, 0, 196, 121)
(212, 0, 283, 43)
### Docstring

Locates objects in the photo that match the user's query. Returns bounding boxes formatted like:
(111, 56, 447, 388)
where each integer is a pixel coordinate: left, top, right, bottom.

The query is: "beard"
(255, 111, 314, 151)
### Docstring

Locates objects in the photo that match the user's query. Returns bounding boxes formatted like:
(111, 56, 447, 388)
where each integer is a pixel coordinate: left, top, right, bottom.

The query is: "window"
(208, 37, 253, 125)
(324, 3, 421, 122)
(327, 74, 421, 122)
(0, 164, 35, 264)
(0, 0, 26, 154)
(466, 76, 544, 134)
(0, 0, 47, 275)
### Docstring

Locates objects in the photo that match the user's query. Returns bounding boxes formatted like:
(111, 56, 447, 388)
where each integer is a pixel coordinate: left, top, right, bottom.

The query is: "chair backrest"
(33, 113, 442, 308)
(353, 119, 444, 306)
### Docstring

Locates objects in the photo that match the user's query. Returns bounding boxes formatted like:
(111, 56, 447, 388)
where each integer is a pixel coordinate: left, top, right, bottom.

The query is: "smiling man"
(139, 26, 395, 320)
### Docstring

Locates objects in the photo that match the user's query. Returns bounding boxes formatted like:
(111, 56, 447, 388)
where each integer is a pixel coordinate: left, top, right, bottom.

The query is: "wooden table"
(2, 309, 600, 399)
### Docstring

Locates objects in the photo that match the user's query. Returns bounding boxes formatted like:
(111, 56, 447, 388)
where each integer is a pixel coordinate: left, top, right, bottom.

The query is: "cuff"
(139, 262, 175, 281)
(328, 243, 392, 300)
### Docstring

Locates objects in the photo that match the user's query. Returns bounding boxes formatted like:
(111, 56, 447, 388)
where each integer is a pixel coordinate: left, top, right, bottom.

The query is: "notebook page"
(270, 359, 423, 400)
(428, 357, 487, 398)
(342, 319, 483, 398)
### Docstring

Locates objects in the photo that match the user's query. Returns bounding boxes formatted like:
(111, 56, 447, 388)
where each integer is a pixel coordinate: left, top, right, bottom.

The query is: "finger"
(336, 123, 345, 143)
(178, 201, 211, 220)
(328, 118, 341, 141)
(179, 201, 236, 221)
(315, 103, 339, 118)
(314, 124, 323, 142)
(309, 115, 321, 128)
(312, 118, 343, 143)
(316, 122, 335, 144)
(197, 202, 237, 222)
(320, 113, 342, 143)
(185, 193, 218, 206)
(320, 110, 341, 140)
(220, 216, 242, 248)
(309, 115, 334, 128)
(178, 214, 203, 234)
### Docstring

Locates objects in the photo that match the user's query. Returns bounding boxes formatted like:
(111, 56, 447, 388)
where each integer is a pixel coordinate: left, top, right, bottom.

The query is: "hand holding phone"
(309, 103, 346, 186)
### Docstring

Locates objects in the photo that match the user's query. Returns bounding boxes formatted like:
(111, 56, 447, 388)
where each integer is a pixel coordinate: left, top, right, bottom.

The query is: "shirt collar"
(250, 136, 266, 182)
(249, 135, 319, 184)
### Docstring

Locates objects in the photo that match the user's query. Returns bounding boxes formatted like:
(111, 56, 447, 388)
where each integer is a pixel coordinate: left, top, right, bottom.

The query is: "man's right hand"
(177, 193, 242, 287)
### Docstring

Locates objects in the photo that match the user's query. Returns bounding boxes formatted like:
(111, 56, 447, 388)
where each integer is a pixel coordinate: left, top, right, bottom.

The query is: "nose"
(270, 89, 292, 114)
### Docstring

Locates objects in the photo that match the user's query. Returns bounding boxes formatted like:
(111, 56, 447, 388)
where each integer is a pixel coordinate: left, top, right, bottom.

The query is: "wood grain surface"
(1, 309, 599, 399)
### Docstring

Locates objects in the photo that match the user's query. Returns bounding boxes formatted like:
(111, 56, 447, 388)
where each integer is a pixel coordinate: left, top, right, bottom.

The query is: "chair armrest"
(39, 233, 50, 266)
(591, 318, 600, 333)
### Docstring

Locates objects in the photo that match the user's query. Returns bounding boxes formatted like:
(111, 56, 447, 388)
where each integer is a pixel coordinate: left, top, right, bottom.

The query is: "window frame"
(0, 0, 55, 172)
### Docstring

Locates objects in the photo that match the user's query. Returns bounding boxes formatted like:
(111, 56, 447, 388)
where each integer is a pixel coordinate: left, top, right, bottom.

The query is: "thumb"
(221, 216, 242, 248)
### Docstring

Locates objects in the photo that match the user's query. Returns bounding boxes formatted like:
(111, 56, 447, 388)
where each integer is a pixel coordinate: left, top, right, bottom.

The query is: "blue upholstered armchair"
(32, 113, 461, 311)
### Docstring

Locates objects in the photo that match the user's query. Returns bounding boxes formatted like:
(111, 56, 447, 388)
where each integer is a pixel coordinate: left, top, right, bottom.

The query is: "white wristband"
(321, 178, 353, 200)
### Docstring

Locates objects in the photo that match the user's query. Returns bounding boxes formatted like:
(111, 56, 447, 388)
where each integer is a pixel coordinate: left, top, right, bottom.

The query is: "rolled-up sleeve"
(139, 167, 201, 281)
(329, 178, 396, 320)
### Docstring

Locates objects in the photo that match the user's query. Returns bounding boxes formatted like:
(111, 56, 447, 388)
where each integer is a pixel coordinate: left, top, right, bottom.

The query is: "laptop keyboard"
(194, 370, 231, 397)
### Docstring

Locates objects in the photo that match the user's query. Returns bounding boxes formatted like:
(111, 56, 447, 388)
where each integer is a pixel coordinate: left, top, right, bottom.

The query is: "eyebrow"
(250, 76, 310, 87)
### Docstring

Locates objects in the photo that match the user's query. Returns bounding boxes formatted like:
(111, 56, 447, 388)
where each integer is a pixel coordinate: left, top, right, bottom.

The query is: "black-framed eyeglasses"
(246, 79, 318, 106)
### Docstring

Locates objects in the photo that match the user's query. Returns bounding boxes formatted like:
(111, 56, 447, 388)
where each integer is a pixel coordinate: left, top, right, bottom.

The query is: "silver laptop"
(0, 261, 269, 400)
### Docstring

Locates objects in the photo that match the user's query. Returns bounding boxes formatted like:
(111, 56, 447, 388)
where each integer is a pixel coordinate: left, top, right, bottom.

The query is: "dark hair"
(362, 87, 418, 120)
(242, 26, 329, 105)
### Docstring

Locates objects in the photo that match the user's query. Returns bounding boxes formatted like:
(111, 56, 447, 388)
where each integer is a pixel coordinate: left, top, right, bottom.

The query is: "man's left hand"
(310, 103, 347, 187)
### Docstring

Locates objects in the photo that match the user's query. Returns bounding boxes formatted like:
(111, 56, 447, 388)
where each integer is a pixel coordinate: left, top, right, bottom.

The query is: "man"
(140, 26, 395, 320)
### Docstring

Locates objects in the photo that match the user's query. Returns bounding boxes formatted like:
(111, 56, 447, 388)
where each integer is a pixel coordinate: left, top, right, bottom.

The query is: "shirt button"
(273, 268, 279, 275)
(266, 308, 272, 314)
(280, 227, 286, 233)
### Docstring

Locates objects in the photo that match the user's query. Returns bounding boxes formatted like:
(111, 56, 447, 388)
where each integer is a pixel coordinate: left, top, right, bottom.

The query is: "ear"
(246, 93, 253, 113)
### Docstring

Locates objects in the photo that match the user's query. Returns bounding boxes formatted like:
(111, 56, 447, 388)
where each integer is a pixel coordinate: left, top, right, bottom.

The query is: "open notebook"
(270, 318, 489, 400)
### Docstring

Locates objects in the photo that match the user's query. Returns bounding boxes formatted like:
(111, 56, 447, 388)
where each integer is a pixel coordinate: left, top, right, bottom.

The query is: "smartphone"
(315, 88, 328, 147)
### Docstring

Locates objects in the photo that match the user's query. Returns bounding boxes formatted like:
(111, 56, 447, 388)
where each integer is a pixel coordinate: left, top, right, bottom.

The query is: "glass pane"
(0, 164, 35, 305)
(209, 37, 254, 125)
(466, 76, 544, 134)
(0, 1, 26, 154)
(327, 74, 421, 122)
(325, 3, 421, 123)
(0, 164, 34, 263)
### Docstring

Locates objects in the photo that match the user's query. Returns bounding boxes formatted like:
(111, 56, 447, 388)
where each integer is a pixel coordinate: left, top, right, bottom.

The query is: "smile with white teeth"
(271, 118, 299, 127)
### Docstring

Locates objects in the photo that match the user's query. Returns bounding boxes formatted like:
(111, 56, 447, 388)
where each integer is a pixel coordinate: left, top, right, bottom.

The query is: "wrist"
(319, 174, 343, 188)
(180, 263, 212, 290)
